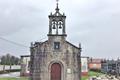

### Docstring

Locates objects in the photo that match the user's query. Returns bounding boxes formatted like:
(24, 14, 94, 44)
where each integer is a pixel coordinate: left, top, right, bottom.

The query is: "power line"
(36, 36, 47, 42)
(0, 37, 28, 48)
(0, 36, 48, 48)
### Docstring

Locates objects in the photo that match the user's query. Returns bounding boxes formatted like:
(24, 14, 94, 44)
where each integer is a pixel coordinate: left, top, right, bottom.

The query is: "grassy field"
(0, 71, 103, 80)
(81, 71, 104, 80)
(81, 76, 88, 80)
(89, 71, 103, 77)
(0, 77, 29, 80)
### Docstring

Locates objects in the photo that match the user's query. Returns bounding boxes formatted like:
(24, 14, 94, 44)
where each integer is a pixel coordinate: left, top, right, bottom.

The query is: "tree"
(0, 54, 20, 71)
(1, 55, 6, 71)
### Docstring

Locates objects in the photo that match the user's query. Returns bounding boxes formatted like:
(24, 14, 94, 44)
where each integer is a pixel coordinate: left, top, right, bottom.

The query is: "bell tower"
(48, 0, 66, 36)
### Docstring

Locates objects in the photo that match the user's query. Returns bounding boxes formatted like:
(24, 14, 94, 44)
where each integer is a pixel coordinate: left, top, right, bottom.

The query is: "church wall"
(30, 37, 81, 80)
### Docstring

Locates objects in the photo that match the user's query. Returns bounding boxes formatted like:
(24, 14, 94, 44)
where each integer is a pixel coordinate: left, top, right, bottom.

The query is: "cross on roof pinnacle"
(55, 0, 59, 12)
(56, 0, 59, 3)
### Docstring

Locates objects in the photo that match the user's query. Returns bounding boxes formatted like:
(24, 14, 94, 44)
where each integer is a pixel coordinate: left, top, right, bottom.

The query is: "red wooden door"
(51, 63, 61, 80)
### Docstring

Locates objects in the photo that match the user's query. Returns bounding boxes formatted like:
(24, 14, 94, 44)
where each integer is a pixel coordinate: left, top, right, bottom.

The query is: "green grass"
(81, 76, 88, 80)
(89, 71, 103, 77)
(0, 77, 29, 80)
(81, 71, 104, 80)
(0, 71, 104, 80)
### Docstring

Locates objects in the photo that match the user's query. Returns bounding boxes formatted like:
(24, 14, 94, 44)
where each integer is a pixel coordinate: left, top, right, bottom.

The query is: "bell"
(59, 25, 62, 29)
(59, 22, 62, 29)
(53, 25, 56, 29)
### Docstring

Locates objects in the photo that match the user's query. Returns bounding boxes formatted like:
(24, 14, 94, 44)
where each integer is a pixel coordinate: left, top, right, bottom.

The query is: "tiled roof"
(89, 58, 102, 63)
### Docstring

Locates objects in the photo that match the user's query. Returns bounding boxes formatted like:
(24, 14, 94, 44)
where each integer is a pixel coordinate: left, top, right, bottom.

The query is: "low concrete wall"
(0, 65, 20, 71)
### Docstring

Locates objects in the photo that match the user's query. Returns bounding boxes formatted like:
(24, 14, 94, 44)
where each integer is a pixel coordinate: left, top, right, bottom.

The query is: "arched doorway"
(51, 63, 61, 80)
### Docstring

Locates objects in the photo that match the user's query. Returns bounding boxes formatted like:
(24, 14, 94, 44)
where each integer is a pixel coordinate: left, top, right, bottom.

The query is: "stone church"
(30, 2, 81, 80)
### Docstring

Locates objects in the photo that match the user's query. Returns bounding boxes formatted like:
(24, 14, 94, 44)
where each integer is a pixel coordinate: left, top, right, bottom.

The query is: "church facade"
(30, 3, 81, 80)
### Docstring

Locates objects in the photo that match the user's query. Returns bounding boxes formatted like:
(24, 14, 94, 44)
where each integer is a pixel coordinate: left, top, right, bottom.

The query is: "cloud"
(0, 0, 120, 59)
(0, 0, 45, 36)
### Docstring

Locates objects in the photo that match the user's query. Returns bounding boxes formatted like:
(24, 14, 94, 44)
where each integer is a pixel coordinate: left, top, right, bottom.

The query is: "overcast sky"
(0, 0, 120, 59)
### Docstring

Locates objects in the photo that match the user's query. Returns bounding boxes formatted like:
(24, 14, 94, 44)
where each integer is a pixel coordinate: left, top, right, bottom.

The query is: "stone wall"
(30, 36, 81, 80)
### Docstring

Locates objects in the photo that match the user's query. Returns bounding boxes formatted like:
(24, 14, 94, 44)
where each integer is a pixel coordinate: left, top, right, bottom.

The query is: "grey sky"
(0, 0, 120, 59)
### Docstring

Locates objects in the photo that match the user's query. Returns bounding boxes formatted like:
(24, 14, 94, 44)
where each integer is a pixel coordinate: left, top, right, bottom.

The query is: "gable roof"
(89, 59, 102, 63)
(66, 41, 80, 50)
